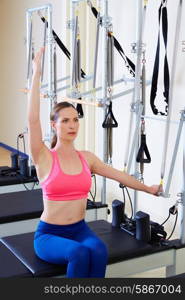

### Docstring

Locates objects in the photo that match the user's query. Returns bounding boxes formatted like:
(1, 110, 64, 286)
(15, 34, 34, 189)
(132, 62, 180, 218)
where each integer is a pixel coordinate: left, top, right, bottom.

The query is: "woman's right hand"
(32, 47, 45, 76)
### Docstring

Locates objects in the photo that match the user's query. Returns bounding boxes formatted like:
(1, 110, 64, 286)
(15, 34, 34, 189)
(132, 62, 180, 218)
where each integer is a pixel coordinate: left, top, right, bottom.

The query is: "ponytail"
(51, 133, 57, 149)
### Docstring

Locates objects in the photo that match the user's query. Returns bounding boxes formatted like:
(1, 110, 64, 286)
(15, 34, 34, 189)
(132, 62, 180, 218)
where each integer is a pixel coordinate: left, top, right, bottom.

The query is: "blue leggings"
(34, 219, 108, 278)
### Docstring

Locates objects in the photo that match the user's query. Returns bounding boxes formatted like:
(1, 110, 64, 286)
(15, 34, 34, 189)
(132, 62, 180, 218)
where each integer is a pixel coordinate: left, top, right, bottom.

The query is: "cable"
(160, 204, 178, 240)
(121, 186, 126, 203)
(93, 174, 97, 201)
(167, 212, 178, 240)
(22, 181, 37, 191)
(160, 212, 170, 226)
(120, 184, 133, 219)
(89, 191, 95, 201)
(89, 174, 97, 202)
(16, 173, 39, 191)
(125, 186, 133, 219)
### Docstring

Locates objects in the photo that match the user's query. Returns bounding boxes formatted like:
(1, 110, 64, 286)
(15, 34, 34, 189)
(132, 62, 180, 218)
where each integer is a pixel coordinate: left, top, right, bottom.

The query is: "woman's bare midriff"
(40, 197, 87, 225)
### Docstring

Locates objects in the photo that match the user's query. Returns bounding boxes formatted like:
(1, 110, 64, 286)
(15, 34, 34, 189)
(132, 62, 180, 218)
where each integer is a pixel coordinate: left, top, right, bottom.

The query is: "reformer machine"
(0, 142, 38, 194)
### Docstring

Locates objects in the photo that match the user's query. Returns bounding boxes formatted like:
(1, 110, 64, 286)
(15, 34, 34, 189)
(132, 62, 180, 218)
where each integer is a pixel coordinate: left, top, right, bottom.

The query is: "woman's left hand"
(149, 185, 163, 196)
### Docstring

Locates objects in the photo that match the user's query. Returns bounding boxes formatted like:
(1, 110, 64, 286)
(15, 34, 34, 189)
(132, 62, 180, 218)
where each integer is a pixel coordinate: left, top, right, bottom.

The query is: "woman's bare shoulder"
(79, 150, 94, 159)
(79, 150, 95, 170)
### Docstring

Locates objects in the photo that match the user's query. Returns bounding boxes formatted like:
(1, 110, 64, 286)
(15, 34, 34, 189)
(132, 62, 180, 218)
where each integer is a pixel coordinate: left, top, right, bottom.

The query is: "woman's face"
(52, 107, 79, 141)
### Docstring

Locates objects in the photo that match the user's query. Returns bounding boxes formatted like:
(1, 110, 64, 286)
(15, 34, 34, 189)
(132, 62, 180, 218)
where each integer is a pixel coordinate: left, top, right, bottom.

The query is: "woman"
(28, 48, 160, 278)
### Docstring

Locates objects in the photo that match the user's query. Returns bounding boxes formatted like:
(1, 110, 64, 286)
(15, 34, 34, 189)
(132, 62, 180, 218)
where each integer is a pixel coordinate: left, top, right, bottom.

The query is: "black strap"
(150, 0, 170, 116)
(90, 5, 135, 77)
(136, 134, 151, 163)
(40, 16, 86, 79)
(102, 102, 118, 128)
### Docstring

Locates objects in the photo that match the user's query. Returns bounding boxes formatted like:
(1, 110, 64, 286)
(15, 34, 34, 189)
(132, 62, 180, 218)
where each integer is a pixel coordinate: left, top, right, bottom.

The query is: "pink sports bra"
(40, 149, 92, 201)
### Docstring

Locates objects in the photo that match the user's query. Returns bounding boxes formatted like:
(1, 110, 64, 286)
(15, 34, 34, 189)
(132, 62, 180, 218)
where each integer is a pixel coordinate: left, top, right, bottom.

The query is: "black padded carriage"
(0, 166, 37, 186)
(0, 220, 184, 278)
(0, 242, 32, 278)
(0, 189, 43, 224)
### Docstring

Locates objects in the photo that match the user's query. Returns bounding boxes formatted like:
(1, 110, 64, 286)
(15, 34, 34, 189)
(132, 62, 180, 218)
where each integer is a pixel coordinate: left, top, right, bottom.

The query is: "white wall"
(0, 0, 185, 237)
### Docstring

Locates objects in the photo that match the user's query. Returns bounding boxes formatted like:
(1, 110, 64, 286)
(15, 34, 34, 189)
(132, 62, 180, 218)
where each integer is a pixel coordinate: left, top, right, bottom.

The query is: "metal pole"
(26, 11, 32, 90)
(132, 0, 144, 215)
(93, 7, 100, 89)
(179, 114, 185, 243)
(160, 0, 183, 181)
(127, 104, 143, 173)
(100, 0, 109, 205)
(26, 11, 33, 176)
(164, 110, 185, 197)
(27, 4, 53, 13)
(56, 76, 139, 97)
(70, 0, 76, 95)
(41, 9, 47, 83)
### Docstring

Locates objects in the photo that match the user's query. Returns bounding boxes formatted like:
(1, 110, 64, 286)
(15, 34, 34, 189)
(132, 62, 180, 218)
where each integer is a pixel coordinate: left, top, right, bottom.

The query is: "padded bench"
(0, 189, 108, 225)
(0, 219, 183, 278)
(0, 189, 43, 224)
(0, 242, 32, 278)
(0, 166, 38, 186)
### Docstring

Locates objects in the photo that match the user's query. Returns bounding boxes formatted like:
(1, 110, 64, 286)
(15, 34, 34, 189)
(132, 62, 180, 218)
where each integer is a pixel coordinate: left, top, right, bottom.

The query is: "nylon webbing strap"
(40, 16, 86, 79)
(88, 2, 135, 77)
(150, 0, 170, 116)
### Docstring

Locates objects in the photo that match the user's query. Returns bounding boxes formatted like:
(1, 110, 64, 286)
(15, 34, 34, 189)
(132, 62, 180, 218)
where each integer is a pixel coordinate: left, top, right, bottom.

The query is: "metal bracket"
(182, 41, 185, 52)
(130, 101, 140, 113)
(96, 98, 105, 107)
(44, 91, 57, 103)
(131, 42, 146, 54)
(66, 19, 75, 31)
(101, 15, 112, 29)
(133, 171, 140, 181)
(177, 192, 185, 205)
(160, 192, 170, 198)
(69, 90, 81, 99)
(97, 97, 109, 107)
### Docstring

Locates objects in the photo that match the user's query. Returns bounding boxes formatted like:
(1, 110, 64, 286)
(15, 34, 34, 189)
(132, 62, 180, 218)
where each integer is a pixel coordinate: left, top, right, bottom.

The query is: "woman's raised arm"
(27, 48, 47, 164)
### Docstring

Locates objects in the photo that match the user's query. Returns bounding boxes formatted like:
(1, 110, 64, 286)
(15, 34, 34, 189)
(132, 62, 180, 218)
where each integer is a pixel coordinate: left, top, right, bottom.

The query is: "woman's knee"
(89, 238, 108, 260)
(68, 244, 90, 263)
